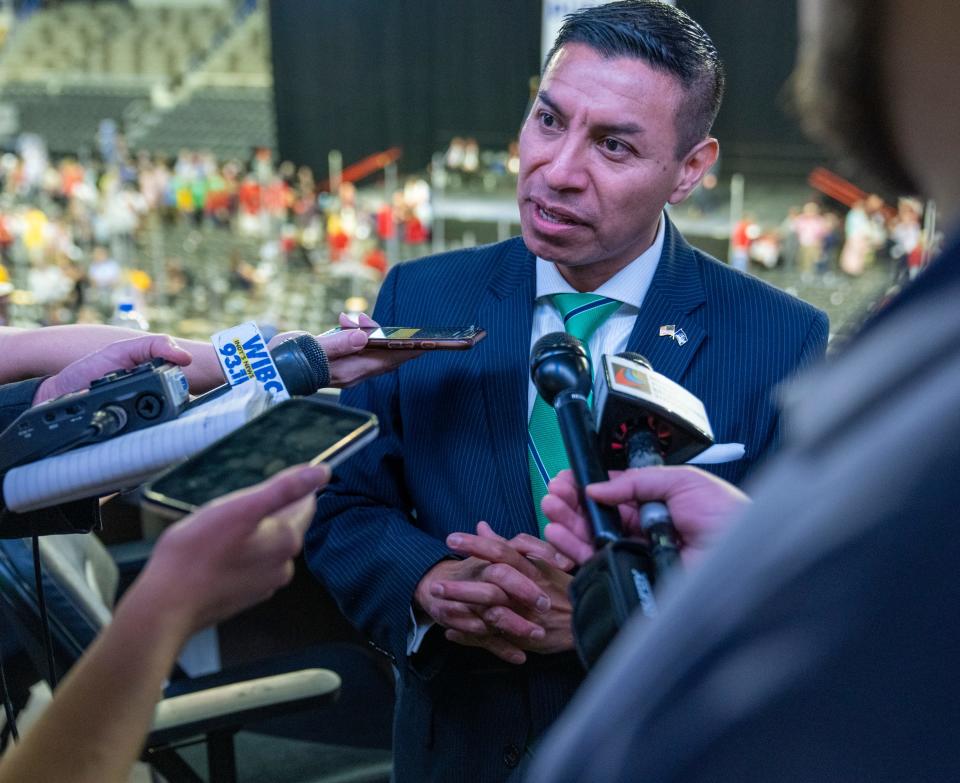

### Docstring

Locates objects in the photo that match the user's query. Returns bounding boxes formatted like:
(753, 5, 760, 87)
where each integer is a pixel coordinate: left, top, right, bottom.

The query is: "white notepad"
(3, 385, 271, 513)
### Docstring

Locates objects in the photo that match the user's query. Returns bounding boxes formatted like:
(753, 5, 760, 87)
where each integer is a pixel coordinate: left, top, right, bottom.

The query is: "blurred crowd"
(1, 127, 931, 335)
(0, 135, 435, 328)
(435, 136, 520, 192)
(731, 194, 931, 282)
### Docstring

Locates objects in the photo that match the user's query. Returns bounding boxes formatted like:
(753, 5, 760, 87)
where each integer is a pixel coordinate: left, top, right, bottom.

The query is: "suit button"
(503, 744, 521, 769)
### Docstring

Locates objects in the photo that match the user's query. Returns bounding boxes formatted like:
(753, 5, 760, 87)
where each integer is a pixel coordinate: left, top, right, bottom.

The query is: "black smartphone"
(320, 325, 487, 350)
(142, 396, 378, 518)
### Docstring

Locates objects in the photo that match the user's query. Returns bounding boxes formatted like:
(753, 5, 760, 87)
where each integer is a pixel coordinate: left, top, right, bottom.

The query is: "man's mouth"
(536, 204, 581, 225)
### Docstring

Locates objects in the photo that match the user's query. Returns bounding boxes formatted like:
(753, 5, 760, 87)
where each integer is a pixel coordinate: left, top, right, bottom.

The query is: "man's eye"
(540, 112, 556, 128)
(603, 138, 624, 153)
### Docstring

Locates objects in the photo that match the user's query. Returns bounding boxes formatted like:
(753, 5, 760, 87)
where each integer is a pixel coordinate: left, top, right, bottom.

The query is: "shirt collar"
(534, 213, 665, 307)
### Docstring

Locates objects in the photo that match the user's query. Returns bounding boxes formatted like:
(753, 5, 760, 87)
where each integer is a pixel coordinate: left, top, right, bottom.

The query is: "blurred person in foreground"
(0, 332, 331, 782)
(0, 463, 328, 783)
(305, 2, 826, 780)
(530, 0, 960, 780)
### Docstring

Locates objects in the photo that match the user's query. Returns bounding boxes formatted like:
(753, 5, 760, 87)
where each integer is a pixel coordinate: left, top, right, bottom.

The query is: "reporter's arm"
(0, 464, 327, 783)
(0, 325, 223, 392)
(31, 333, 195, 404)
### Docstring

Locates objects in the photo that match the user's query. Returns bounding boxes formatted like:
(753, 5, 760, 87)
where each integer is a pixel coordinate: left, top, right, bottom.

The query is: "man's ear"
(668, 138, 719, 205)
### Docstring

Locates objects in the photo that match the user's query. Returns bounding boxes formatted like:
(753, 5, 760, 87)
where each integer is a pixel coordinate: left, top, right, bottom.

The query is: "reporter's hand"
(542, 466, 750, 567)
(131, 463, 329, 637)
(270, 312, 369, 370)
(32, 334, 193, 405)
(325, 312, 426, 388)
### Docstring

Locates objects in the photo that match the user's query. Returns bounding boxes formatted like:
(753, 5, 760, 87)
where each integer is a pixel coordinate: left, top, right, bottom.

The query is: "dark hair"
(545, 0, 725, 158)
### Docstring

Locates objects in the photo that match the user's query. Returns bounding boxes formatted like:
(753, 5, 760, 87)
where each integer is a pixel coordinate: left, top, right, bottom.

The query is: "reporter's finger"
(106, 334, 194, 367)
(547, 468, 581, 499)
(317, 327, 368, 359)
(263, 492, 317, 543)
(209, 464, 330, 533)
(444, 629, 526, 665)
(584, 465, 711, 505)
(540, 493, 590, 541)
(338, 312, 379, 328)
(543, 522, 596, 566)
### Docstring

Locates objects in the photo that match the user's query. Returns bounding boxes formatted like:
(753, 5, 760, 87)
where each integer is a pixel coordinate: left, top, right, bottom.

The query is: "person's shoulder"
(694, 247, 826, 323)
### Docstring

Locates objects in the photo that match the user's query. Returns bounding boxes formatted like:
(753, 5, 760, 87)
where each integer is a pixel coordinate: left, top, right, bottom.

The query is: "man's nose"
(542, 135, 589, 192)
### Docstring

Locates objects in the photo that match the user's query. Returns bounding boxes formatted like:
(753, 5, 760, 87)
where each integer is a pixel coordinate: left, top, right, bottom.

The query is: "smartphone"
(142, 396, 378, 518)
(321, 325, 487, 350)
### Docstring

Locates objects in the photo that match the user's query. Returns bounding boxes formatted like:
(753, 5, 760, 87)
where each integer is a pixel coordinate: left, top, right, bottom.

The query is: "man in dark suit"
(530, 1, 960, 780)
(306, 3, 826, 781)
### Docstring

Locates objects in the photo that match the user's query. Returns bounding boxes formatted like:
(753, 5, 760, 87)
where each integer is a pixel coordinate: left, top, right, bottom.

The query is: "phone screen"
(363, 327, 481, 340)
(144, 397, 377, 513)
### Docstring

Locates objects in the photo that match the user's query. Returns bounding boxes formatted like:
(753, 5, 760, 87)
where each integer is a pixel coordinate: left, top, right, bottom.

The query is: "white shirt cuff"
(407, 606, 435, 655)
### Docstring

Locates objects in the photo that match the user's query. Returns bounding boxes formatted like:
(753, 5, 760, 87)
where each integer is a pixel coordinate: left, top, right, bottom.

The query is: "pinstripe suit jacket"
(305, 219, 827, 782)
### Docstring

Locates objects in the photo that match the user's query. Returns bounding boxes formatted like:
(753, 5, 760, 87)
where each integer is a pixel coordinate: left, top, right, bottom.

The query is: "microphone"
(530, 333, 658, 670)
(530, 332, 622, 545)
(595, 352, 715, 575)
(186, 334, 329, 410)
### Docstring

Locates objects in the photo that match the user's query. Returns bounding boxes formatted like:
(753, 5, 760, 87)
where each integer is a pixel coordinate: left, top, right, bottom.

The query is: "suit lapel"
(626, 217, 707, 383)
(478, 240, 539, 537)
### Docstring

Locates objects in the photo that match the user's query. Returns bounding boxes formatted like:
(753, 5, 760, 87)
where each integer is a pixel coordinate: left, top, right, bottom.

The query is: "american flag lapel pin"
(659, 324, 687, 346)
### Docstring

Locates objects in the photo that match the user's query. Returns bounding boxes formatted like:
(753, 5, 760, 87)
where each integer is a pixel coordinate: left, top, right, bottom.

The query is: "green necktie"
(527, 293, 622, 536)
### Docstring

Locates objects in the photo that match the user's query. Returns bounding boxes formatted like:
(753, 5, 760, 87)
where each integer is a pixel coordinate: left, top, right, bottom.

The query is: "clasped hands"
(414, 521, 577, 665)
(414, 465, 753, 665)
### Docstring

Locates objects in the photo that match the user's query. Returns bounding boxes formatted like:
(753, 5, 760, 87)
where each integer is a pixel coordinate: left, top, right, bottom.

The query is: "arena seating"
(130, 86, 275, 160)
(0, 1, 273, 159)
(0, 82, 149, 155)
(0, 1, 232, 80)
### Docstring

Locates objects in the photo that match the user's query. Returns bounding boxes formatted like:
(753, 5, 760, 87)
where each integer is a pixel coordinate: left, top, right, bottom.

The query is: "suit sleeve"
(303, 266, 453, 666)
